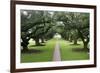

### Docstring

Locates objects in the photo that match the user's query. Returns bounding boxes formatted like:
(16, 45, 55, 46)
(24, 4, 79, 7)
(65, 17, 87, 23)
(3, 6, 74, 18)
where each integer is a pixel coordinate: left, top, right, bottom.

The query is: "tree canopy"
(21, 10, 90, 51)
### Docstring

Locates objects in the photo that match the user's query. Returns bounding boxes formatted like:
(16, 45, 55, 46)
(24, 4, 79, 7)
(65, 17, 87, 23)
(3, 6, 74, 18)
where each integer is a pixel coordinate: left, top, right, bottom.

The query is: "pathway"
(53, 42, 61, 61)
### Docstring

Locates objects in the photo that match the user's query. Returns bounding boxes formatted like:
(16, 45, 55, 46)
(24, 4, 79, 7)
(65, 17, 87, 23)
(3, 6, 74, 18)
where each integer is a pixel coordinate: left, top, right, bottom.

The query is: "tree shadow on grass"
(21, 49, 43, 54)
(69, 44, 80, 45)
(72, 48, 89, 52)
(29, 44, 46, 47)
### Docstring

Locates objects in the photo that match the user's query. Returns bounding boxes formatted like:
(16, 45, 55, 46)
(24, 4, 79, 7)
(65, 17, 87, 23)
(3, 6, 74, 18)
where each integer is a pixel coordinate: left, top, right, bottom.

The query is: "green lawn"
(59, 39, 89, 61)
(21, 38, 89, 63)
(21, 39, 56, 63)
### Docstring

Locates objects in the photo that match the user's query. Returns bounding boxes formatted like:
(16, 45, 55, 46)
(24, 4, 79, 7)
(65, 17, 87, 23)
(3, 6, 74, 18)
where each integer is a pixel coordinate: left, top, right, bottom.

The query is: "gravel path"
(53, 42, 61, 61)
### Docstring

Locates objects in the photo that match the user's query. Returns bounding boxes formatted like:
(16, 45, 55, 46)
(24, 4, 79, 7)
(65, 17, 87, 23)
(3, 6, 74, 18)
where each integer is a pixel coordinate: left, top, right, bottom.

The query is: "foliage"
(21, 10, 90, 51)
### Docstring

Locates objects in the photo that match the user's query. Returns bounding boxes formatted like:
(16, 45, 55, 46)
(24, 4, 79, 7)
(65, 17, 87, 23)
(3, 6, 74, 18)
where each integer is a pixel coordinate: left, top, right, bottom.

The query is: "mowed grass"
(59, 39, 89, 61)
(21, 39, 56, 63)
(21, 38, 89, 63)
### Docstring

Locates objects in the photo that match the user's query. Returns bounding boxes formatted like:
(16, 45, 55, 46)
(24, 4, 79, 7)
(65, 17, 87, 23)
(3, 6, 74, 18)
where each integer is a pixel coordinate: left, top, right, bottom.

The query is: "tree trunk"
(74, 38, 77, 44)
(21, 43, 28, 51)
(69, 37, 72, 42)
(21, 40, 29, 52)
(69, 35, 73, 42)
(83, 42, 88, 50)
(35, 37, 40, 46)
(77, 29, 89, 51)
(41, 37, 45, 43)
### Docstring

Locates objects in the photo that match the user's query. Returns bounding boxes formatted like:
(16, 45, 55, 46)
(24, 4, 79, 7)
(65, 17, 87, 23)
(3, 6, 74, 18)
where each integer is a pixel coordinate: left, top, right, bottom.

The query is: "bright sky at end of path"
(53, 33, 62, 39)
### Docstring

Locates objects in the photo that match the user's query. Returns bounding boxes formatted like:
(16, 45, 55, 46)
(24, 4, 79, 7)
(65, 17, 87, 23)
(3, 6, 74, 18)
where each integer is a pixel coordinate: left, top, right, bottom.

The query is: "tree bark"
(69, 36, 72, 42)
(41, 37, 45, 43)
(21, 42, 28, 51)
(21, 38, 29, 52)
(83, 42, 88, 50)
(77, 29, 89, 51)
(35, 37, 40, 46)
(74, 38, 77, 44)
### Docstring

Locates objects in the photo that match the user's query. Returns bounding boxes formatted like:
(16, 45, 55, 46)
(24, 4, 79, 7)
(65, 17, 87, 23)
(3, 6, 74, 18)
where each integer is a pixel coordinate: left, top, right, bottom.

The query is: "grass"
(21, 39, 56, 63)
(59, 39, 89, 61)
(21, 38, 89, 63)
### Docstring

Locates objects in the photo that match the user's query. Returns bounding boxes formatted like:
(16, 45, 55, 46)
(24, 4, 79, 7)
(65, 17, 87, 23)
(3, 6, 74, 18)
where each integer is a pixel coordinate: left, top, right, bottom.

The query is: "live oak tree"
(67, 12, 90, 50)
(21, 10, 90, 52)
(71, 12, 89, 50)
(21, 10, 46, 51)
(53, 12, 89, 50)
(29, 11, 54, 46)
(21, 10, 55, 51)
(21, 10, 31, 51)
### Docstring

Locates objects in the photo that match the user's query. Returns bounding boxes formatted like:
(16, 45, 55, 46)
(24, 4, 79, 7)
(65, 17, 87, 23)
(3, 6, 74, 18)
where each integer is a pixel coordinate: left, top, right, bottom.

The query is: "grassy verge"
(59, 39, 89, 61)
(21, 39, 56, 63)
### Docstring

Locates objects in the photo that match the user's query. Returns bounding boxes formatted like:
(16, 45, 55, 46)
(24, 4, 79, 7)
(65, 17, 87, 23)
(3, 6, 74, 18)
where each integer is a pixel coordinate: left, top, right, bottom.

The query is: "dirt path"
(53, 42, 61, 61)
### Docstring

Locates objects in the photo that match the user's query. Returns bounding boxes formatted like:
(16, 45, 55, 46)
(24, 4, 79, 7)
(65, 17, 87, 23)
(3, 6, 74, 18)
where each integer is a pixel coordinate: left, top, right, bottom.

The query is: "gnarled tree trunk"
(35, 37, 41, 46)
(74, 38, 77, 44)
(77, 29, 89, 51)
(69, 35, 73, 42)
(21, 37, 29, 52)
(83, 42, 88, 49)
(41, 37, 45, 43)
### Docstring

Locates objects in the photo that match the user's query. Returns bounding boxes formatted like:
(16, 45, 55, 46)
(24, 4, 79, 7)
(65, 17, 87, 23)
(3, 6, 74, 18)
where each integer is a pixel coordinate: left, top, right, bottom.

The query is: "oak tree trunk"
(83, 42, 88, 50)
(35, 37, 40, 46)
(21, 38, 29, 52)
(41, 37, 45, 43)
(74, 38, 77, 44)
